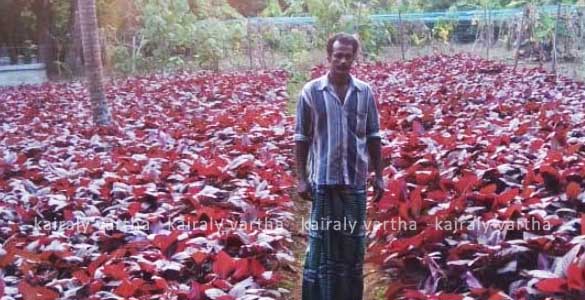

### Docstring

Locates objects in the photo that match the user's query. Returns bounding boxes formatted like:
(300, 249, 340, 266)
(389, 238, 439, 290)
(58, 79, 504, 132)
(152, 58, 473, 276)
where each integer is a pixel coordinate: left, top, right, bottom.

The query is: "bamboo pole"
(552, 1, 562, 75)
(399, 10, 406, 60)
(485, 4, 490, 59)
(514, 6, 527, 71)
(247, 19, 253, 69)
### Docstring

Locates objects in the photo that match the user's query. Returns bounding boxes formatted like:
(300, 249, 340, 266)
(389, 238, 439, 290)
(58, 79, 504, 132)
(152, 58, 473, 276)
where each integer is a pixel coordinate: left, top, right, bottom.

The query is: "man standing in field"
(294, 32, 384, 300)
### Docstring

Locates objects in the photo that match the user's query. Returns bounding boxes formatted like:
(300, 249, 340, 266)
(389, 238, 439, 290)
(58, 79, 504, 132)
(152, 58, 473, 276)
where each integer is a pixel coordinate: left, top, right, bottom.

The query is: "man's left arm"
(365, 86, 384, 202)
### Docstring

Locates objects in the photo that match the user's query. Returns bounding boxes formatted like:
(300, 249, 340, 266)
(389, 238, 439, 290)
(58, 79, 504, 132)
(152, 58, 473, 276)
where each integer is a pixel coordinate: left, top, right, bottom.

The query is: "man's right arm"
(294, 87, 313, 201)
(295, 141, 311, 200)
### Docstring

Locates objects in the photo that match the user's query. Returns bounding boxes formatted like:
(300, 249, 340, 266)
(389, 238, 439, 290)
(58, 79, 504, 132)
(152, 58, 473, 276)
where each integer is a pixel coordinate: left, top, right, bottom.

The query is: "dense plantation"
(2, 55, 585, 299)
(0, 71, 296, 300)
(349, 55, 585, 300)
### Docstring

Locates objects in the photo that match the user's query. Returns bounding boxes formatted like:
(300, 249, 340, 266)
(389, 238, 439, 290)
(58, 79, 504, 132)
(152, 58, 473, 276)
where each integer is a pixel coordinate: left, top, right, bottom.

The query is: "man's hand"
(295, 141, 312, 201)
(372, 176, 385, 202)
(297, 178, 312, 201)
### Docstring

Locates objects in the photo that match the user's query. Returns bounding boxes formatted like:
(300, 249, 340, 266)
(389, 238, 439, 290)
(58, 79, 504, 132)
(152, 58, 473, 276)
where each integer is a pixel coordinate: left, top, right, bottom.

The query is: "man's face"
(328, 40, 355, 76)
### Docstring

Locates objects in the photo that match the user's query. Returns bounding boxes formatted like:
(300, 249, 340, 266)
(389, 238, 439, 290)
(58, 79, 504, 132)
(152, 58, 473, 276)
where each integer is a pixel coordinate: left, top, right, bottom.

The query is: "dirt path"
(282, 87, 388, 299)
(278, 195, 310, 300)
(363, 262, 389, 300)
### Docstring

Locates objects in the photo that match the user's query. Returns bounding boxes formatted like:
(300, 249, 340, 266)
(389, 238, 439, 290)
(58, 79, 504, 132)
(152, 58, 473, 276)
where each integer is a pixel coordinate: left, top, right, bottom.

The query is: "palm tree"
(78, 0, 112, 126)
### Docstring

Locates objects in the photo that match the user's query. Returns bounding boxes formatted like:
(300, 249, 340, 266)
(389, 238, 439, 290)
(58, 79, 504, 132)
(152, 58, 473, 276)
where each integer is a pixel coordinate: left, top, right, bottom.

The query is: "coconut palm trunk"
(78, 0, 112, 126)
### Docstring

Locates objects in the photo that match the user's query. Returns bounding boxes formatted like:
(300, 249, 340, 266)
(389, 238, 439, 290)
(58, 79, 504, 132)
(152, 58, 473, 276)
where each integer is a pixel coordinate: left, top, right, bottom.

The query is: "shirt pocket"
(349, 103, 367, 137)
(346, 96, 367, 137)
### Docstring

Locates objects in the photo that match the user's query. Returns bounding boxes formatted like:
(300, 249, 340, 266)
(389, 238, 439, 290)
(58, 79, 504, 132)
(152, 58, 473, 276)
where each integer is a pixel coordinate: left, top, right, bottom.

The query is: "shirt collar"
(316, 72, 363, 92)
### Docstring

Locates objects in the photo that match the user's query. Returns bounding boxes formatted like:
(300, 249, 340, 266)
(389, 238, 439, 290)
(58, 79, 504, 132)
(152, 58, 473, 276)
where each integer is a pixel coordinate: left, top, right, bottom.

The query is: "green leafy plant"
(307, 0, 346, 46)
(432, 18, 456, 42)
(534, 13, 556, 41)
(261, 0, 284, 17)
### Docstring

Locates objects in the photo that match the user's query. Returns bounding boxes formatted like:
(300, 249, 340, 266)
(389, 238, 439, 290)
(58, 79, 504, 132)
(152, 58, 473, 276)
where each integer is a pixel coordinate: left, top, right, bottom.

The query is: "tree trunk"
(79, 0, 112, 126)
(4, 1, 25, 64)
(34, 0, 56, 75)
(65, 0, 84, 76)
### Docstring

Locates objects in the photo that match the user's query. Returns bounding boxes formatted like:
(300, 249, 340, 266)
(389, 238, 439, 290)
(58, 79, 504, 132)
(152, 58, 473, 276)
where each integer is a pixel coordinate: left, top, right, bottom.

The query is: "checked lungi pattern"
(302, 185, 367, 300)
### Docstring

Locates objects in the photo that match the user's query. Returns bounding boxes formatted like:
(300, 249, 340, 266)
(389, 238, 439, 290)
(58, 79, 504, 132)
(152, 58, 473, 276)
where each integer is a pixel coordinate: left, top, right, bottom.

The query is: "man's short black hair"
(326, 33, 360, 57)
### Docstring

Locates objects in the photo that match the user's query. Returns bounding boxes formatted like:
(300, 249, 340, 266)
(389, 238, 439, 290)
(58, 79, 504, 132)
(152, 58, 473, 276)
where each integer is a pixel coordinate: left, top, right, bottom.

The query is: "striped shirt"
(294, 73, 381, 187)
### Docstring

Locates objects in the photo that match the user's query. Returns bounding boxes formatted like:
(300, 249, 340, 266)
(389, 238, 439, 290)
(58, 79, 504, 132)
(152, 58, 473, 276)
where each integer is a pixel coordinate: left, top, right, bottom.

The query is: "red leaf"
(567, 182, 581, 200)
(0, 248, 15, 268)
(495, 188, 519, 207)
(249, 258, 266, 277)
(535, 278, 567, 293)
(487, 292, 506, 300)
(232, 258, 250, 280)
(128, 201, 141, 216)
(427, 189, 447, 202)
(192, 252, 208, 265)
(540, 165, 560, 179)
(384, 281, 407, 299)
(410, 187, 423, 218)
(402, 289, 425, 299)
(139, 261, 156, 273)
(155, 277, 169, 290)
(567, 263, 585, 290)
(212, 279, 233, 291)
(530, 139, 545, 151)
(153, 231, 181, 254)
(89, 280, 103, 294)
(18, 281, 58, 300)
(88, 254, 110, 276)
(213, 251, 236, 279)
(72, 269, 91, 284)
(454, 174, 478, 193)
(480, 184, 497, 195)
(103, 263, 127, 280)
(438, 294, 464, 300)
(501, 204, 522, 220)
(114, 279, 137, 298)
(188, 281, 203, 300)
(415, 171, 436, 185)
(398, 203, 410, 221)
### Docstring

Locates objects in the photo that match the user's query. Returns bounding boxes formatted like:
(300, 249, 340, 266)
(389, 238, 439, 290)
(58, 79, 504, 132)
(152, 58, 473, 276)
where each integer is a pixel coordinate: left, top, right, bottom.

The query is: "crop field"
(2, 54, 585, 300)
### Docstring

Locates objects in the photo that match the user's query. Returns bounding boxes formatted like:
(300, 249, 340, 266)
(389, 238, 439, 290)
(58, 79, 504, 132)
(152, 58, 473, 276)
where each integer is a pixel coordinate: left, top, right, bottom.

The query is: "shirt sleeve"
(294, 87, 313, 142)
(366, 86, 382, 140)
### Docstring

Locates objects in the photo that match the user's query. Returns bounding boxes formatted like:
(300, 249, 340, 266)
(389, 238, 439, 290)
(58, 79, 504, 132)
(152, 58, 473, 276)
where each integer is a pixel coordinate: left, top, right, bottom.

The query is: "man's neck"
(328, 72, 350, 87)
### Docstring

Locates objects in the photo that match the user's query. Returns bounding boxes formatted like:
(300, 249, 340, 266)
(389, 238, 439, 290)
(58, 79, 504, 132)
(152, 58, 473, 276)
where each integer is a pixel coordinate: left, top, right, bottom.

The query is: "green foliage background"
(0, 0, 582, 75)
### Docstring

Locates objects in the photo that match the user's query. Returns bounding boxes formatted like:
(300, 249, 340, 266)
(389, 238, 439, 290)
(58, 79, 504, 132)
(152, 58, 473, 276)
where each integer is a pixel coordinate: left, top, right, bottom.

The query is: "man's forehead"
(331, 40, 354, 52)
